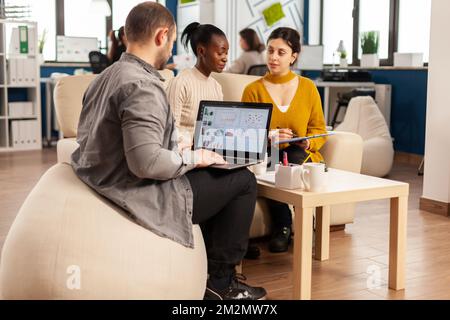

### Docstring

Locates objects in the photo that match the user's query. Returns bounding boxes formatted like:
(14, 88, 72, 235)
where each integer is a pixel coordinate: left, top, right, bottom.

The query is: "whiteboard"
(297, 45, 324, 70)
(56, 36, 99, 63)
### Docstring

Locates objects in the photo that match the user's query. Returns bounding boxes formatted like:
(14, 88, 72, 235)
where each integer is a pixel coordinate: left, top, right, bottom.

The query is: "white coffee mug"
(301, 162, 328, 192)
(253, 153, 268, 176)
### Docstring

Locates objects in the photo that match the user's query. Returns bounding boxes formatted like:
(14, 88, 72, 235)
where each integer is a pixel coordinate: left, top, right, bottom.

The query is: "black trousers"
(268, 145, 310, 229)
(186, 168, 257, 278)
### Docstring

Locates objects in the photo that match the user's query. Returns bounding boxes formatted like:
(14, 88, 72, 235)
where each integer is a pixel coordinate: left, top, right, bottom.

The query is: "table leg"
(292, 206, 314, 300)
(389, 196, 407, 290)
(324, 87, 330, 125)
(315, 206, 330, 261)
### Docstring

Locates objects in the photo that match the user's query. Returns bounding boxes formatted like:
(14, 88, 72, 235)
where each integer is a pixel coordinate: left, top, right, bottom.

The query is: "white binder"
(11, 121, 20, 148)
(8, 59, 17, 85)
(8, 28, 20, 55)
(28, 27, 36, 55)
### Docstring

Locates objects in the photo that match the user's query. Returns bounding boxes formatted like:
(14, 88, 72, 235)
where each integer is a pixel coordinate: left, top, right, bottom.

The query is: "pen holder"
(275, 164, 304, 190)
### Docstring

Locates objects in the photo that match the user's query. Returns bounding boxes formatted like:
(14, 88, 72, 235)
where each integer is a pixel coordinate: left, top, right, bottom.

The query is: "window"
(322, 0, 354, 64)
(308, 0, 321, 46)
(315, 0, 432, 66)
(398, 0, 431, 62)
(64, 0, 111, 51)
(358, 0, 390, 59)
(112, 0, 152, 30)
(5, 0, 57, 61)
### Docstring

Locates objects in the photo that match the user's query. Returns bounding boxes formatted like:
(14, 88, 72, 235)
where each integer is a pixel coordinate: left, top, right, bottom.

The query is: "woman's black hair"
(181, 22, 226, 56)
(239, 28, 265, 53)
(267, 27, 301, 65)
(118, 26, 125, 43)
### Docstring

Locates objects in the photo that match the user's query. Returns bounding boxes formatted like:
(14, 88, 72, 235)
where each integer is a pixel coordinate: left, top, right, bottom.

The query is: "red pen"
(283, 152, 288, 166)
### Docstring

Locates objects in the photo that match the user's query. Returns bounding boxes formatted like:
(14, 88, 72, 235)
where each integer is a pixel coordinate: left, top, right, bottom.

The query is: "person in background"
(107, 26, 128, 64)
(108, 26, 176, 70)
(166, 22, 228, 146)
(72, 2, 266, 300)
(227, 28, 265, 74)
(242, 27, 327, 253)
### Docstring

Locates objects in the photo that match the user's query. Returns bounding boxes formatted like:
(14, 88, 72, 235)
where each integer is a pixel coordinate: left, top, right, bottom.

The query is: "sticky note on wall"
(262, 3, 286, 27)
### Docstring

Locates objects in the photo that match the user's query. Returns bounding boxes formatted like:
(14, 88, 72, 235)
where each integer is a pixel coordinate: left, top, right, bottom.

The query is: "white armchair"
(0, 70, 208, 300)
(335, 96, 394, 177)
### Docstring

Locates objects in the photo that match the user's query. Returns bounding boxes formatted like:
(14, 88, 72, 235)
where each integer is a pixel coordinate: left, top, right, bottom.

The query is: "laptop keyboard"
(223, 157, 255, 165)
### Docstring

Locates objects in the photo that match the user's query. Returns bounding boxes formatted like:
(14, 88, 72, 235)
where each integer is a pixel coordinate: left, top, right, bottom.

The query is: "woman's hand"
(269, 128, 294, 145)
(295, 139, 310, 150)
(178, 131, 193, 152)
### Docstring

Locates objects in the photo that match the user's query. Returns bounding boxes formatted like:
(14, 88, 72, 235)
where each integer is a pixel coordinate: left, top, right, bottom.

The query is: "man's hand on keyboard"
(193, 149, 227, 168)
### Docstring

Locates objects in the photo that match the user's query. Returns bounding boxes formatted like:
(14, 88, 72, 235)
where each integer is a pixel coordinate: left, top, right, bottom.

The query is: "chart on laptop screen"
(196, 106, 269, 153)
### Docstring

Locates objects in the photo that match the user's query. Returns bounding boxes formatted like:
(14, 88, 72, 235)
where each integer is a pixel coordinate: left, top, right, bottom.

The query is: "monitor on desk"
(297, 45, 324, 70)
(56, 36, 99, 63)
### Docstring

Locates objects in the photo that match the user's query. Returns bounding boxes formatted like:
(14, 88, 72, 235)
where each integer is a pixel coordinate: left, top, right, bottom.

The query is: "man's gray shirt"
(72, 53, 197, 248)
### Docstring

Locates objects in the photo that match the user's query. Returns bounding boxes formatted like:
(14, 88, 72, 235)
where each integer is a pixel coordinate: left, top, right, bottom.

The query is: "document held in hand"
(273, 132, 335, 145)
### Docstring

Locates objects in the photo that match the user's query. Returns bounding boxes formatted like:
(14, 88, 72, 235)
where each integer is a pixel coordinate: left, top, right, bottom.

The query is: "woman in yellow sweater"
(242, 27, 327, 253)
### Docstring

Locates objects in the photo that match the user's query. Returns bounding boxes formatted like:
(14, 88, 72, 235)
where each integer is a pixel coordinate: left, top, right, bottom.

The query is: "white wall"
(214, 0, 305, 61)
(422, 0, 450, 203)
(177, 0, 304, 61)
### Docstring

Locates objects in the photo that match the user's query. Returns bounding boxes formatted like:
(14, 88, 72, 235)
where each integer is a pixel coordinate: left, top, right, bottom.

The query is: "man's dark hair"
(181, 22, 226, 57)
(267, 27, 301, 65)
(125, 2, 175, 44)
(239, 28, 265, 53)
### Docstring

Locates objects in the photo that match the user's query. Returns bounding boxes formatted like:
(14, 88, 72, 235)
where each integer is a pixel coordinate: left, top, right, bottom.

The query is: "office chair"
(331, 88, 376, 128)
(247, 64, 268, 76)
(89, 51, 110, 74)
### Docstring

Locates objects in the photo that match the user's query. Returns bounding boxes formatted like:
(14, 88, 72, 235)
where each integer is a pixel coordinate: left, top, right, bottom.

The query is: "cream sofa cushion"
(211, 72, 260, 101)
(53, 74, 96, 138)
(0, 164, 207, 299)
(54, 70, 174, 139)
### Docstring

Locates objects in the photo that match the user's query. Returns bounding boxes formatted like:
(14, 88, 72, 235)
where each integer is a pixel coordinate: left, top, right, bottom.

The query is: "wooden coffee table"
(256, 169, 409, 300)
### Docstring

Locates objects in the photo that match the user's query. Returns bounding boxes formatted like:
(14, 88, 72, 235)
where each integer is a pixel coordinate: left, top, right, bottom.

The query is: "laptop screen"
(194, 102, 271, 156)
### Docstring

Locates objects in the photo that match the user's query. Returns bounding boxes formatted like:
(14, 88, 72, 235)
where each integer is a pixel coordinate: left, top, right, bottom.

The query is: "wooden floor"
(1, 149, 450, 300)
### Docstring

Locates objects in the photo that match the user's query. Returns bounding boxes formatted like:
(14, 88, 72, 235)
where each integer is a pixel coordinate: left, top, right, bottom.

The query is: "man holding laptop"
(72, 2, 267, 300)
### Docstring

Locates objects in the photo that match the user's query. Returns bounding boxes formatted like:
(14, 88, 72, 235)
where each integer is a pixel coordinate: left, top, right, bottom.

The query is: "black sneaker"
(244, 244, 261, 260)
(204, 274, 267, 300)
(268, 226, 292, 253)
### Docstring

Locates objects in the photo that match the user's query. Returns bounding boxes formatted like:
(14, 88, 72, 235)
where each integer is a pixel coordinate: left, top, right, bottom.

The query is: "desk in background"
(314, 81, 392, 129)
(40, 77, 64, 147)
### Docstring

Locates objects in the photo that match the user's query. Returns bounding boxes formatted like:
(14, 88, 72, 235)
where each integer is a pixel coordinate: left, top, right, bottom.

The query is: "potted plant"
(339, 50, 348, 67)
(37, 29, 47, 65)
(360, 31, 379, 67)
(337, 40, 348, 67)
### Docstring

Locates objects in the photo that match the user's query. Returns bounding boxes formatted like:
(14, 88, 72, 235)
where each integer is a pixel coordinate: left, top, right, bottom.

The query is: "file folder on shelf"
(19, 26, 29, 54)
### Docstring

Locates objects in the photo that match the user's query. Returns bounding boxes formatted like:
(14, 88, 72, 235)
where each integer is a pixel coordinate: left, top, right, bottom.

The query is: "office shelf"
(8, 116, 38, 120)
(0, 19, 41, 152)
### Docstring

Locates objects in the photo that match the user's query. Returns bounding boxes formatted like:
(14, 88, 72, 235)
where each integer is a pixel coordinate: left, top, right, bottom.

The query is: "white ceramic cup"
(301, 162, 328, 192)
(253, 153, 268, 176)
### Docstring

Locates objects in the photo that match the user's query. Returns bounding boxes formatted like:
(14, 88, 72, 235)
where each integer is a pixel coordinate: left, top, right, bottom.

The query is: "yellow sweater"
(241, 73, 327, 163)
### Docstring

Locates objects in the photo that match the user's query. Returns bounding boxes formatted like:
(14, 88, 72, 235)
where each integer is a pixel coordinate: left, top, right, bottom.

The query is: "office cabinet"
(0, 19, 41, 151)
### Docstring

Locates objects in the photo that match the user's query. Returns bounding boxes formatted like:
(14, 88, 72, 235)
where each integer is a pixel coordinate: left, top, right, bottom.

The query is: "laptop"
(193, 101, 273, 170)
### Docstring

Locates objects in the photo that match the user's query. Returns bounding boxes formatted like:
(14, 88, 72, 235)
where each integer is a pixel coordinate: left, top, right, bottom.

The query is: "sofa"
(0, 71, 209, 300)
(335, 96, 394, 177)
